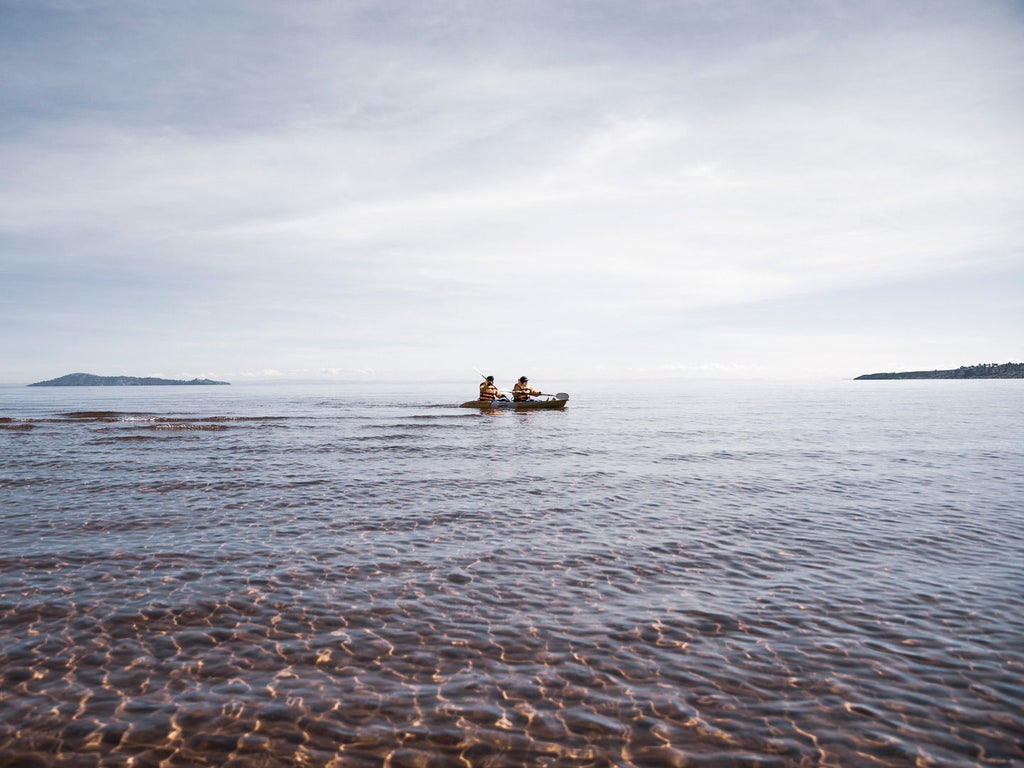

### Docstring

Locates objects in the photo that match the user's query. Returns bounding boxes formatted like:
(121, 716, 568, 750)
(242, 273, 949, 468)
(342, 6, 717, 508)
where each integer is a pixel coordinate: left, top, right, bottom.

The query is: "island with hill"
(28, 373, 230, 387)
(855, 362, 1023, 380)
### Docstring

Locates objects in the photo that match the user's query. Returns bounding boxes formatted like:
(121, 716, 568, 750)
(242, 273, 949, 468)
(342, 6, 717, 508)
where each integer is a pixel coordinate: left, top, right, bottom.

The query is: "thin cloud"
(1, 1, 1021, 381)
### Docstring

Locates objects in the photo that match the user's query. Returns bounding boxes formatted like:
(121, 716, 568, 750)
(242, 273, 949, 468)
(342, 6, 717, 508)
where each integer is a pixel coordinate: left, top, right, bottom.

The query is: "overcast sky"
(1, 0, 1021, 384)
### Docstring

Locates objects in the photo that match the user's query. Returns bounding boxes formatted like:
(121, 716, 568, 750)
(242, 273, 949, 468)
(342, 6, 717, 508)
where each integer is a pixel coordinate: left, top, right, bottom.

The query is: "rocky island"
(855, 362, 1023, 380)
(28, 373, 230, 387)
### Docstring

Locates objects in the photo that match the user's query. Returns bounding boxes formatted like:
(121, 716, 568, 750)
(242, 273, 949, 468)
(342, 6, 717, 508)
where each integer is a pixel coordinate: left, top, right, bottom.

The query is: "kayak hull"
(460, 396, 568, 410)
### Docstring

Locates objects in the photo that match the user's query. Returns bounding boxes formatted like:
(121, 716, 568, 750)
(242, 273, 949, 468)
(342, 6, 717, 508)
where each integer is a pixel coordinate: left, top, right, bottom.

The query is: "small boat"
(460, 393, 569, 410)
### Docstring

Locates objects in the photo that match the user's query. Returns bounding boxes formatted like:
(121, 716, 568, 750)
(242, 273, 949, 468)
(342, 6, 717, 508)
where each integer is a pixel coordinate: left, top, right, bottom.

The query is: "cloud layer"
(2, 0, 1022, 381)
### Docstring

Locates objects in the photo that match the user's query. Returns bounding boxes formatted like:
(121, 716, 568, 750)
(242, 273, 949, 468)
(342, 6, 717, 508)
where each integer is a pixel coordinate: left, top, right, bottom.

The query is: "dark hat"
(486, 375, 494, 382)
(519, 376, 528, 382)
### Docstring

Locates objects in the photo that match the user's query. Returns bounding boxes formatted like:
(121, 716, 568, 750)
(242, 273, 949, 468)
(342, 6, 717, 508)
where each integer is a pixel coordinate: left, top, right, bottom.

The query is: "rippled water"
(2, 380, 1022, 767)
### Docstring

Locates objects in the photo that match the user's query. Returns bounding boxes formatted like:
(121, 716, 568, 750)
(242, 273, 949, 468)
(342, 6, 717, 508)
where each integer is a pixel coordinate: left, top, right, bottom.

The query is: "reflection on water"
(1, 382, 1022, 766)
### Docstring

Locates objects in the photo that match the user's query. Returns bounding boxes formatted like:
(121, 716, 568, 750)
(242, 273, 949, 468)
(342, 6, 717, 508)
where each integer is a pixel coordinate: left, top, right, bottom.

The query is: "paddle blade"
(554, 392, 569, 400)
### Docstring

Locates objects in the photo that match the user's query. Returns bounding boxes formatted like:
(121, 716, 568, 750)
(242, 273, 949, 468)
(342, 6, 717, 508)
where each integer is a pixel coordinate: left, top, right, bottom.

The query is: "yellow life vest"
(513, 381, 537, 401)
(479, 381, 499, 401)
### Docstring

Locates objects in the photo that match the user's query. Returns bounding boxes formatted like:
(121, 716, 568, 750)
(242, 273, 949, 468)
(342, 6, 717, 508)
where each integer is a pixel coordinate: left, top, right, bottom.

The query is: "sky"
(1, 0, 1022, 384)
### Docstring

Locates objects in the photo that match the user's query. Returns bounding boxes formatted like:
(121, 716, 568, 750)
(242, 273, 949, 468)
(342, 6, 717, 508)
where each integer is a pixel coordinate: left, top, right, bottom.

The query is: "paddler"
(479, 375, 507, 402)
(512, 376, 541, 402)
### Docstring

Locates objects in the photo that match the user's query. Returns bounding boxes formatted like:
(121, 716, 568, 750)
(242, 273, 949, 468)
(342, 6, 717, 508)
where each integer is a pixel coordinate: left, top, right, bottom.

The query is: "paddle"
(538, 392, 569, 401)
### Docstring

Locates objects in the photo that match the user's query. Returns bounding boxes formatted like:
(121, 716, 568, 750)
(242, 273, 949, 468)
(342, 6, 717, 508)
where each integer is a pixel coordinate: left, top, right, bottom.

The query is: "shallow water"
(2, 380, 1022, 767)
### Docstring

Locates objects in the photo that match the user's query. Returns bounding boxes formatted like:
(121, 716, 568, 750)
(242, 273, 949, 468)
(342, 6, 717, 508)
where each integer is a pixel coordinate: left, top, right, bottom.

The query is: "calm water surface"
(1, 380, 1022, 767)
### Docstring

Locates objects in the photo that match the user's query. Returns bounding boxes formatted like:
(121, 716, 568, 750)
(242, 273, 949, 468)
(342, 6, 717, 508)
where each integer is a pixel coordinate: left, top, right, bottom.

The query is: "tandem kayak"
(460, 393, 569, 410)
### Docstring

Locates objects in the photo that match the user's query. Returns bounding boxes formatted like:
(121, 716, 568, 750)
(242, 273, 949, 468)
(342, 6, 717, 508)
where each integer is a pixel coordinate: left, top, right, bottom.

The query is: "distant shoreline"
(28, 373, 230, 387)
(855, 363, 1023, 380)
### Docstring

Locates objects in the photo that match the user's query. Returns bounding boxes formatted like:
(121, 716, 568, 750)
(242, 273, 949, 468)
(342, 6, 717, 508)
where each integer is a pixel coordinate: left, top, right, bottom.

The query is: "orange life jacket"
(513, 381, 537, 401)
(479, 381, 499, 401)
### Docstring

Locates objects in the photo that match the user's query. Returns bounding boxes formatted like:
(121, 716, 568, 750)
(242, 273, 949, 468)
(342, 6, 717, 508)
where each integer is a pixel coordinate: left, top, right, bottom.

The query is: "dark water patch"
(41, 412, 293, 429)
(60, 410, 155, 420)
(0, 477, 42, 488)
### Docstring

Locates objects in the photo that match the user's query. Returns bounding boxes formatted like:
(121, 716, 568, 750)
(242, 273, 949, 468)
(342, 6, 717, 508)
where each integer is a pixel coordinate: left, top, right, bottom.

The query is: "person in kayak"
(512, 376, 541, 402)
(479, 376, 507, 402)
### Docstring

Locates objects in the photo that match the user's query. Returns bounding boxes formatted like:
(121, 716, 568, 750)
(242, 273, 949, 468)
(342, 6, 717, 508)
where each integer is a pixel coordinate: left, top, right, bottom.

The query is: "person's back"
(479, 376, 500, 401)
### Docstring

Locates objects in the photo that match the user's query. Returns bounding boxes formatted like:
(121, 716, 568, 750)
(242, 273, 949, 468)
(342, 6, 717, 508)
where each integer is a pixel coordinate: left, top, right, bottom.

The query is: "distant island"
(855, 362, 1023, 380)
(28, 373, 230, 387)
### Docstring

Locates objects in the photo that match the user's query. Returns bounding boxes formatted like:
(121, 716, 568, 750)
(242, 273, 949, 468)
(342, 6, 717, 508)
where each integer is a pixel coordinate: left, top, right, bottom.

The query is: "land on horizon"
(855, 362, 1023, 380)
(28, 373, 230, 387)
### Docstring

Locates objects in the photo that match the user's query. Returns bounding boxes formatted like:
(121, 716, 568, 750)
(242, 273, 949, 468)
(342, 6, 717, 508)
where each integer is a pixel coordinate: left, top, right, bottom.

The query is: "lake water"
(1, 379, 1022, 767)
